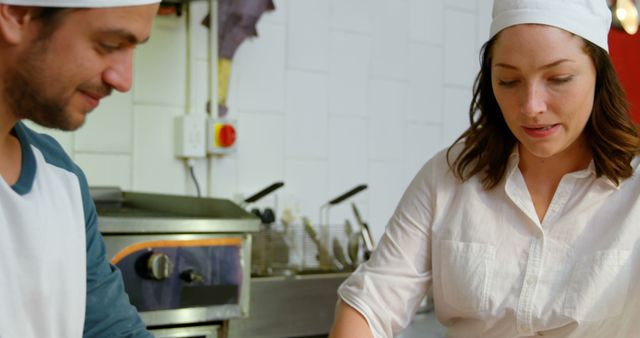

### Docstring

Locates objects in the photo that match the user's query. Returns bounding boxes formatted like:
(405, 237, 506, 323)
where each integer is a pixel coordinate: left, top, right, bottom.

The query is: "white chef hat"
(490, 0, 612, 52)
(0, 0, 159, 7)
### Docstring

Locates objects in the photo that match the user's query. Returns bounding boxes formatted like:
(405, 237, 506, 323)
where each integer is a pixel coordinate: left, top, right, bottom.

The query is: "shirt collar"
(506, 146, 620, 190)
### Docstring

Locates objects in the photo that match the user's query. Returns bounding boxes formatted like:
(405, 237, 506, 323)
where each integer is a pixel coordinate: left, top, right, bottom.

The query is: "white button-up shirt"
(338, 147, 640, 338)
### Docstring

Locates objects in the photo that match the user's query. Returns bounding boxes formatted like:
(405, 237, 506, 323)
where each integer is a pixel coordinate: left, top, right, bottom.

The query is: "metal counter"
(228, 272, 350, 338)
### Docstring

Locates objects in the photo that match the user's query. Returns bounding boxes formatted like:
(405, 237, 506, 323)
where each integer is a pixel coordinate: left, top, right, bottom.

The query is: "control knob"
(147, 252, 174, 280)
(180, 269, 205, 284)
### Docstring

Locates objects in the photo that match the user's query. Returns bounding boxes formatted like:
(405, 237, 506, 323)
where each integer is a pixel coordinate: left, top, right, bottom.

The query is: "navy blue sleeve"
(80, 174, 153, 338)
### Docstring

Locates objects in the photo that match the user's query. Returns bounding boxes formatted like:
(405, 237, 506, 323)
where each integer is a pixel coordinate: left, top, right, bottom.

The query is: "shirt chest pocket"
(439, 240, 496, 313)
(563, 249, 631, 322)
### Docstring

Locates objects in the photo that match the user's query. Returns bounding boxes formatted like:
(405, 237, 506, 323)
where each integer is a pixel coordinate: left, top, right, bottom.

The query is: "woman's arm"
(330, 152, 442, 337)
(329, 300, 373, 338)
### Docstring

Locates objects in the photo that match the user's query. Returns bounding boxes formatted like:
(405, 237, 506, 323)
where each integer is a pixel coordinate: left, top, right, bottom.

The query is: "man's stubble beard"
(4, 40, 81, 131)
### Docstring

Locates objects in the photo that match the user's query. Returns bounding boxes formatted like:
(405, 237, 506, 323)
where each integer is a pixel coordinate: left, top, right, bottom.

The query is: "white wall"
(28, 0, 494, 239)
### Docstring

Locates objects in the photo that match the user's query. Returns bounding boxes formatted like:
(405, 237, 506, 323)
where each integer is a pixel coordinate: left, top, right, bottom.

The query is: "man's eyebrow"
(98, 29, 150, 44)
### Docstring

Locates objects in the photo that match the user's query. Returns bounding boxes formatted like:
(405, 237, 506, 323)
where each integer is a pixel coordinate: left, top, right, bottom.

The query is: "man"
(0, 1, 159, 337)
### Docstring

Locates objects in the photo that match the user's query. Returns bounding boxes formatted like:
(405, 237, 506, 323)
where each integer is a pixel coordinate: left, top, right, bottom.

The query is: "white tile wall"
(446, 0, 477, 11)
(370, 0, 410, 81)
(282, 159, 329, 223)
(209, 155, 238, 198)
(330, 0, 373, 34)
(133, 15, 187, 106)
(328, 31, 372, 118)
(285, 70, 329, 160)
(287, 0, 330, 72)
(443, 87, 474, 147)
(75, 91, 133, 153)
(444, 10, 480, 86)
(227, 21, 286, 114)
(404, 123, 443, 180)
(30, 2, 494, 244)
(406, 43, 444, 123)
(235, 112, 285, 196)
(132, 105, 186, 194)
(75, 153, 132, 189)
(328, 117, 368, 200)
(368, 161, 406, 238)
(410, 0, 445, 44)
(368, 80, 406, 161)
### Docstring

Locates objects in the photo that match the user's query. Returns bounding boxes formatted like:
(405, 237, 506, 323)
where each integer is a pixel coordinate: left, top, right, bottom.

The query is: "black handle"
(244, 182, 285, 203)
(328, 184, 367, 205)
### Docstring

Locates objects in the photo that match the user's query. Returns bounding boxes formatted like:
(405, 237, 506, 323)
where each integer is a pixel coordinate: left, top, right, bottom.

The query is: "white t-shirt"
(0, 122, 151, 338)
(0, 140, 86, 338)
(339, 146, 640, 338)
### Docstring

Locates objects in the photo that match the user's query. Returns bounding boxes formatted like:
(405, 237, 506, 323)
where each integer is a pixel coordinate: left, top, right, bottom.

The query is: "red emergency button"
(216, 123, 236, 147)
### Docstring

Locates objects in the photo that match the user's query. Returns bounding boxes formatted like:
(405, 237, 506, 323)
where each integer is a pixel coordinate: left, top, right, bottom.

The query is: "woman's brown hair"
(447, 34, 640, 189)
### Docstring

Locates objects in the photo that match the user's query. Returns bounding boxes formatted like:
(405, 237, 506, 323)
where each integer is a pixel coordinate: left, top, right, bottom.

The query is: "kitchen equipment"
(151, 325, 220, 338)
(344, 219, 354, 238)
(228, 272, 350, 338)
(347, 234, 360, 267)
(343, 219, 358, 266)
(332, 237, 349, 269)
(225, 186, 368, 338)
(352, 202, 375, 260)
(319, 184, 367, 228)
(225, 222, 351, 337)
(94, 187, 260, 338)
(242, 181, 284, 206)
(302, 217, 335, 270)
(305, 185, 368, 272)
(242, 182, 291, 277)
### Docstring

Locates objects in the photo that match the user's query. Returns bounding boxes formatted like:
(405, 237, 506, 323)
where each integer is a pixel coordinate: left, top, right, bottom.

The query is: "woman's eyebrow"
(493, 59, 575, 70)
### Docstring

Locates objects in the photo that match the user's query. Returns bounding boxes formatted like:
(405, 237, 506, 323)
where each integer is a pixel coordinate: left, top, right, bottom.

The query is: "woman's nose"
(520, 83, 547, 117)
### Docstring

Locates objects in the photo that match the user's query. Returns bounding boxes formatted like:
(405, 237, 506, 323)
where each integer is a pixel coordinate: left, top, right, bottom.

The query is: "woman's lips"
(522, 124, 559, 138)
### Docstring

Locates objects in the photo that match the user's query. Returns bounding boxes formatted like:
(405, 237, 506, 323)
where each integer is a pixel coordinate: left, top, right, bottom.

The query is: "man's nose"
(102, 50, 133, 93)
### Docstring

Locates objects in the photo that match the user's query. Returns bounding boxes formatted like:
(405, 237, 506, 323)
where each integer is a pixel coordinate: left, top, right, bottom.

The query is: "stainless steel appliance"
(223, 185, 374, 338)
(93, 188, 260, 338)
(228, 272, 349, 338)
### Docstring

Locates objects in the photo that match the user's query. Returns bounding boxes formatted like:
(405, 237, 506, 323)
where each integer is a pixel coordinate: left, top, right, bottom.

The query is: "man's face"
(5, 4, 158, 131)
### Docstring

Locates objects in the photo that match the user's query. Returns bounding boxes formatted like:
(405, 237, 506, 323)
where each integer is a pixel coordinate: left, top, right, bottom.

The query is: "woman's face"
(491, 24, 596, 163)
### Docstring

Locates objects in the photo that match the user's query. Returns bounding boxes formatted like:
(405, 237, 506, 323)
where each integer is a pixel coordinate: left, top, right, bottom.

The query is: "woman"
(330, 0, 640, 337)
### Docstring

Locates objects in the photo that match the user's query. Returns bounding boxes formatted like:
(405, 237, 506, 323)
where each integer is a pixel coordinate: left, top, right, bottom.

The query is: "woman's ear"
(0, 5, 36, 45)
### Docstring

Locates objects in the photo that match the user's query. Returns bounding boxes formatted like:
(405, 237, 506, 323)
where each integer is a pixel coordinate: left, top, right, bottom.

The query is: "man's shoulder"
(15, 121, 78, 174)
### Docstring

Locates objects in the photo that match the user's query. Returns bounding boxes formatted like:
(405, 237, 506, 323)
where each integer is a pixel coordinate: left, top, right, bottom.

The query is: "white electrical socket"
(174, 114, 206, 158)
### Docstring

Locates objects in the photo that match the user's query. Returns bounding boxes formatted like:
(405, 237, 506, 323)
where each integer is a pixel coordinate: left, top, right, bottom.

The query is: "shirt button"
(520, 324, 529, 331)
(526, 277, 535, 285)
